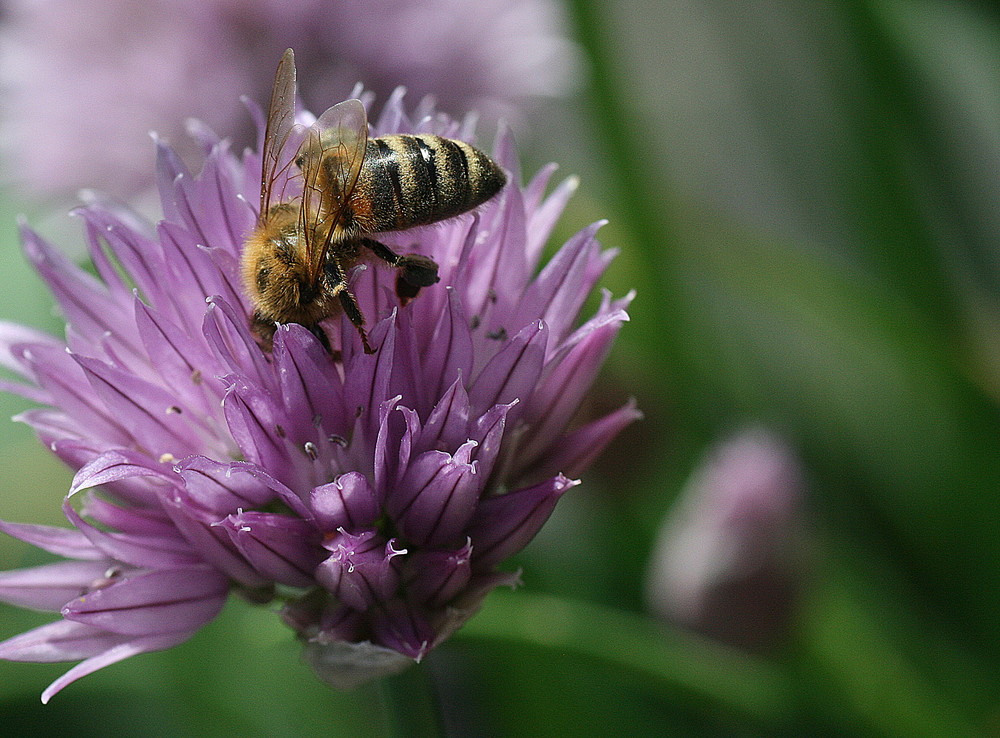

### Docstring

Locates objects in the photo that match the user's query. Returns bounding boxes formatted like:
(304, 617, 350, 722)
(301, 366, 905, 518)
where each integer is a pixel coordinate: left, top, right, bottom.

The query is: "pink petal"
(0, 620, 129, 663)
(311, 472, 380, 532)
(0, 560, 116, 611)
(174, 456, 280, 513)
(469, 320, 547, 418)
(41, 631, 190, 704)
(544, 400, 643, 479)
(62, 499, 199, 569)
(273, 323, 347, 440)
(160, 491, 268, 587)
(62, 566, 229, 636)
(0, 521, 103, 560)
(468, 474, 578, 569)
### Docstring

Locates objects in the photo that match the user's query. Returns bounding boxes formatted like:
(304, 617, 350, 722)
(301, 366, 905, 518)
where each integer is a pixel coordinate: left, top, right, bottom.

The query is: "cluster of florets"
(0, 91, 634, 700)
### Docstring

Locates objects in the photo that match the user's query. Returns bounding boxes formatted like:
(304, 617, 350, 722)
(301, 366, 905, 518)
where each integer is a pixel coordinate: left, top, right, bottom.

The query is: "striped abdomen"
(347, 134, 506, 233)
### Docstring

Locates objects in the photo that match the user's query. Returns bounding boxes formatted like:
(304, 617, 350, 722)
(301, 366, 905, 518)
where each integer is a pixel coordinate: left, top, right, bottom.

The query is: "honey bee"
(241, 49, 507, 354)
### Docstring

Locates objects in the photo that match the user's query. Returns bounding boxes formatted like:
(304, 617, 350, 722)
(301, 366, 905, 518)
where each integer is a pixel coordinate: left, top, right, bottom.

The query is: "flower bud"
(646, 428, 804, 651)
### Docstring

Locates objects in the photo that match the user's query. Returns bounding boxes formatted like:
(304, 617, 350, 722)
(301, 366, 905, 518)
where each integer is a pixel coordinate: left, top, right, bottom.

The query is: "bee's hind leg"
(359, 237, 439, 301)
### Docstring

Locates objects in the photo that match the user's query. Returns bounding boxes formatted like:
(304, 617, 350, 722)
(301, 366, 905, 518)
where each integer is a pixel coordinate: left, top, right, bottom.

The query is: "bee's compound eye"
(256, 266, 271, 292)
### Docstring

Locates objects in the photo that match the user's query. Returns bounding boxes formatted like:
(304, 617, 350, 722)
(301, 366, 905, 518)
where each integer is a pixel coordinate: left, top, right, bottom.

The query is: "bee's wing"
(298, 98, 369, 281)
(259, 49, 299, 220)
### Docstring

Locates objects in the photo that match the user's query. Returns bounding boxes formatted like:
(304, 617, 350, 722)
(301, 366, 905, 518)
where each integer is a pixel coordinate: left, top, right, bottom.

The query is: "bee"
(241, 49, 507, 354)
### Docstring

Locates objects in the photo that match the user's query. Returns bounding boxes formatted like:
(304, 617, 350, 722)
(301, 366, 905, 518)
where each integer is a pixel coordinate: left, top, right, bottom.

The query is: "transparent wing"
(259, 49, 299, 221)
(298, 98, 369, 281)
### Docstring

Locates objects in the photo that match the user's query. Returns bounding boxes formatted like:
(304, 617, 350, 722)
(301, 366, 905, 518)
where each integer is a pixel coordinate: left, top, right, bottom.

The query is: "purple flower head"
(645, 428, 804, 652)
(0, 78, 636, 699)
(0, 0, 579, 199)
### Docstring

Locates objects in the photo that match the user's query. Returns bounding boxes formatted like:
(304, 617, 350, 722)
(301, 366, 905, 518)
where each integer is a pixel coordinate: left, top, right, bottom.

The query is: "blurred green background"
(2, 0, 1000, 734)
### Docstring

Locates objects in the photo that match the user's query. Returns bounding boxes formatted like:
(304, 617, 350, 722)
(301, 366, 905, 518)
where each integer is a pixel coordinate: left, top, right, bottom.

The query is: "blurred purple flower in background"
(645, 428, 804, 652)
(0, 0, 578, 199)
(0, 87, 634, 700)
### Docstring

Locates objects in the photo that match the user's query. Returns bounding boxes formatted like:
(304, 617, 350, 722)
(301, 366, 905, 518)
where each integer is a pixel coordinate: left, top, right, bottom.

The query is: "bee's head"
(242, 227, 329, 326)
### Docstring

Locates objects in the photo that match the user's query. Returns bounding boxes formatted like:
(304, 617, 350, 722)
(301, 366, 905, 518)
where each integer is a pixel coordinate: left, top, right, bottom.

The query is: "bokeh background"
(0, 0, 998, 734)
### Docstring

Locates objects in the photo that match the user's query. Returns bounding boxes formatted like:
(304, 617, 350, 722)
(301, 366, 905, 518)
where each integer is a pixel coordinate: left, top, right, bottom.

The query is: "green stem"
(379, 664, 445, 738)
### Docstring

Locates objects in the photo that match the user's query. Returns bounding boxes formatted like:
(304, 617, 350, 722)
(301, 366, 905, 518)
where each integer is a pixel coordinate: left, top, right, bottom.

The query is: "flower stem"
(380, 664, 445, 738)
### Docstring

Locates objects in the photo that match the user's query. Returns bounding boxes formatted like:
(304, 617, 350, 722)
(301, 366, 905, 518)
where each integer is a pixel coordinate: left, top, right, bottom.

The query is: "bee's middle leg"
(359, 237, 439, 300)
(325, 257, 375, 354)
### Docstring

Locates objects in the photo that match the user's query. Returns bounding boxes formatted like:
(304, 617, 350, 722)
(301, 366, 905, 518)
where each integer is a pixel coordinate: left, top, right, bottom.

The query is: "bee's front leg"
(249, 311, 278, 353)
(358, 237, 439, 301)
(306, 324, 333, 354)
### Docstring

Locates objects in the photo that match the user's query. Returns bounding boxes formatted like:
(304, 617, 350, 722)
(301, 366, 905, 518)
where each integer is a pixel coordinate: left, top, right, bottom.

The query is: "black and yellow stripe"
(350, 134, 506, 233)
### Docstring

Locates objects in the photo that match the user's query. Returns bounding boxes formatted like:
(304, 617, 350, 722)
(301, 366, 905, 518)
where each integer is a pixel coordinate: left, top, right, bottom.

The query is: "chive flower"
(0, 88, 635, 701)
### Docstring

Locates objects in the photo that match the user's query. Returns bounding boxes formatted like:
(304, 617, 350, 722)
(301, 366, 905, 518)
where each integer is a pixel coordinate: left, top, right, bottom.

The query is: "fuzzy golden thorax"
(241, 204, 344, 327)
